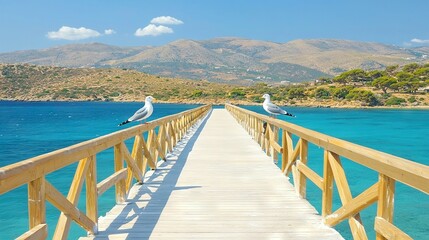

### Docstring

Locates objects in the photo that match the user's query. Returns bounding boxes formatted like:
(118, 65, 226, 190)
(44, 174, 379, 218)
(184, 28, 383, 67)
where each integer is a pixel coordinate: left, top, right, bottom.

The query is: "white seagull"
(118, 96, 155, 126)
(262, 94, 295, 118)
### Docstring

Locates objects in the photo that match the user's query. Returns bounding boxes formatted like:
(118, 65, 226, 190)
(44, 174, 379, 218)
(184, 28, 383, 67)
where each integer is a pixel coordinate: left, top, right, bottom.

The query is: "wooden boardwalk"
(81, 109, 343, 240)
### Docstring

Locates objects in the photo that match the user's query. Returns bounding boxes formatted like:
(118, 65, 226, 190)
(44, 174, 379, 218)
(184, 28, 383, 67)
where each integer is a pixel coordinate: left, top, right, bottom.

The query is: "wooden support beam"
(97, 168, 128, 196)
(328, 151, 368, 240)
(284, 139, 302, 175)
(325, 182, 379, 226)
(374, 217, 412, 240)
(296, 161, 323, 190)
(16, 224, 47, 240)
(54, 157, 90, 240)
(121, 142, 143, 186)
(45, 181, 96, 234)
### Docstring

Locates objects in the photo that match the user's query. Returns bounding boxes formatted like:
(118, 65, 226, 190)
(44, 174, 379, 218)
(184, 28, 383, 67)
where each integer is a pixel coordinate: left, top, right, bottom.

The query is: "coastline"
(2, 98, 429, 110)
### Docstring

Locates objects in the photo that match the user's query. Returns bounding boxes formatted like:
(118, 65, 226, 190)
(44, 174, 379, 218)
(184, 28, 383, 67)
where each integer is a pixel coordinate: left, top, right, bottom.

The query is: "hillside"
(1, 38, 427, 84)
(0, 64, 237, 104)
(1, 63, 428, 108)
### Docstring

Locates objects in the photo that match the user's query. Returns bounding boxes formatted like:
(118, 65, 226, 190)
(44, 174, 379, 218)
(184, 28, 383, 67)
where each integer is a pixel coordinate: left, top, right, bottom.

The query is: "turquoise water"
(0, 102, 428, 239)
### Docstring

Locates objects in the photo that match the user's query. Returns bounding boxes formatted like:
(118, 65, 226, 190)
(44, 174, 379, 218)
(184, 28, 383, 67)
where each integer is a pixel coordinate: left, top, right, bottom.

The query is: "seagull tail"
(118, 120, 130, 126)
(285, 112, 295, 118)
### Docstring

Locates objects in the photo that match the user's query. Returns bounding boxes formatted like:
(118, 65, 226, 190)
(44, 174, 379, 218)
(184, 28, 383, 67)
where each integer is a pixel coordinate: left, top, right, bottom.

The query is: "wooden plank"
(120, 142, 143, 184)
(322, 150, 333, 217)
(374, 217, 412, 240)
(297, 139, 308, 198)
(97, 168, 128, 196)
(27, 177, 46, 229)
(296, 161, 323, 190)
(54, 157, 91, 240)
(45, 181, 96, 234)
(285, 139, 302, 175)
(86, 109, 342, 240)
(325, 182, 379, 226)
(86, 155, 98, 227)
(328, 152, 368, 239)
(376, 174, 396, 240)
(114, 144, 126, 203)
(16, 224, 47, 240)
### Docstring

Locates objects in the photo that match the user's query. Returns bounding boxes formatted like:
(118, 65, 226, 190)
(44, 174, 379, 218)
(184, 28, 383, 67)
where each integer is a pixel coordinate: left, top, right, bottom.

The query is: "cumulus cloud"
(104, 29, 116, 35)
(150, 16, 183, 25)
(135, 24, 173, 37)
(47, 26, 101, 40)
(411, 38, 429, 44)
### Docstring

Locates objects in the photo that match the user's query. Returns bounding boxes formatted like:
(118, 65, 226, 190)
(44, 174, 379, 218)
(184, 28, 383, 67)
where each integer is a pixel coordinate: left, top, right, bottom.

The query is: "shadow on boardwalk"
(91, 111, 211, 239)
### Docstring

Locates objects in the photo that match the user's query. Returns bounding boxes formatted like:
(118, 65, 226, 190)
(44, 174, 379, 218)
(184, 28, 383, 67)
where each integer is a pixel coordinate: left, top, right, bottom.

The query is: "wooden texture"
(16, 224, 47, 240)
(374, 217, 412, 240)
(81, 109, 342, 239)
(225, 103, 429, 240)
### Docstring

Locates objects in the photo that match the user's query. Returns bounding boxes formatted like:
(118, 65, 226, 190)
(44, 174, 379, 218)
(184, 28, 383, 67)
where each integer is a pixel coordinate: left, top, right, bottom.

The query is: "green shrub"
(385, 96, 406, 106)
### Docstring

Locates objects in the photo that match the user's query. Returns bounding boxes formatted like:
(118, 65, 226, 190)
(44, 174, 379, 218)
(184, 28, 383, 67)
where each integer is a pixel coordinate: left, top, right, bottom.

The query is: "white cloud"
(47, 26, 101, 40)
(411, 38, 429, 44)
(135, 24, 173, 37)
(104, 29, 116, 35)
(150, 16, 183, 25)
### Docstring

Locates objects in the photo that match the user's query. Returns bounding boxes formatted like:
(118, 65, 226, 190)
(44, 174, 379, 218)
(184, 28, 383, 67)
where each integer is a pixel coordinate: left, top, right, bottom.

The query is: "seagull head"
(145, 96, 155, 102)
(262, 94, 270, 100)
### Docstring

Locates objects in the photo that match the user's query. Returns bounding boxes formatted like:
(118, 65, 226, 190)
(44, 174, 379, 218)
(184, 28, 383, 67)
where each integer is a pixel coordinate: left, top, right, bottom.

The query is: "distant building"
(417, 86, 429, 93)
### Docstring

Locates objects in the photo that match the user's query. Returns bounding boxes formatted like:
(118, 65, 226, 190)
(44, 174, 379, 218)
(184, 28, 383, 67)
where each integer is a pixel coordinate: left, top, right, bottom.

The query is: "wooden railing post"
(322, 150, 333, 217)
(376, 174, 396, 240)
(86, 155, 98, 235)
(28, 176, 46, 229)
(114, 144, 126, 203)
(296, 139, 308, 198)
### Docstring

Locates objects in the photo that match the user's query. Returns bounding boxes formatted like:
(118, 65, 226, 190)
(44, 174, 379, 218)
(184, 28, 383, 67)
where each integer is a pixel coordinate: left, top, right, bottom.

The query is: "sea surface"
(0, 101, 428, 239)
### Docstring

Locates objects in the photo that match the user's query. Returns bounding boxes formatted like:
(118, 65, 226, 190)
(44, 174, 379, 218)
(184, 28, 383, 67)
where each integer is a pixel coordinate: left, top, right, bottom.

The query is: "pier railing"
(0, 104, 211, 239)
(226, 103, 429, 240)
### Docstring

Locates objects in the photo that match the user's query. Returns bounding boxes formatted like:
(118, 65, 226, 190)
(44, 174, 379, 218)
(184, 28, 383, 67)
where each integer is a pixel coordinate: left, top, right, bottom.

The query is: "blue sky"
(1, 0, 429, 53)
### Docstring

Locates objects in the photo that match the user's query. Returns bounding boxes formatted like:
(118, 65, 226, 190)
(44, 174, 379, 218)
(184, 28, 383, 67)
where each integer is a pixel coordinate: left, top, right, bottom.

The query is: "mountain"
(1, 38, 428, 84)
(0, 43, 148, 67)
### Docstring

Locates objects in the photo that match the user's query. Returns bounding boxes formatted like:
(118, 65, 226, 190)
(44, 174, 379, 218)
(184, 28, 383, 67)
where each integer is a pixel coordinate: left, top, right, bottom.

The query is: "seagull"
(262, 94, 295, 118)
(118, 96, 154, 126)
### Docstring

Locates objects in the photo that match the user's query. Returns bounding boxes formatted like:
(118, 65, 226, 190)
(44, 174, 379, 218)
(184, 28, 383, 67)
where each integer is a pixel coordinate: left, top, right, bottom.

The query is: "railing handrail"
(225, 103, 428, 240)
(226, 103, 429, 194)
(0, 104, 212, 239)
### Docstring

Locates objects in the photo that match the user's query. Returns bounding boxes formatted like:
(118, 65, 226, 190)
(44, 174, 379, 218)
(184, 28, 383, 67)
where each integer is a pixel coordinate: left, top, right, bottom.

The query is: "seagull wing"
(128, 106, 149, 122)
(265, 102, 287, 115)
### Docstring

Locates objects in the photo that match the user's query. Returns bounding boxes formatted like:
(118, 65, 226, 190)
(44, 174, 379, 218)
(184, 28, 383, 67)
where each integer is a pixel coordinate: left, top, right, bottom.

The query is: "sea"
(0, 101, 428, 239)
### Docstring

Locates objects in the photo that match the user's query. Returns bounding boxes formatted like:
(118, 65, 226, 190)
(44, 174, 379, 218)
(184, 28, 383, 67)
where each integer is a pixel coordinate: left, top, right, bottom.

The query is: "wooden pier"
(79, 109, 342, 239)
(1, 104, 428, 240)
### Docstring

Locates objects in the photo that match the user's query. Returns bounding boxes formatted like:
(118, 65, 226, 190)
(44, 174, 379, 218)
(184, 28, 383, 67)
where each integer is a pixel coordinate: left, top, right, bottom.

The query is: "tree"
(333, 69, 369, 85)
(368, 70, 385, 81)
(372, 76, 396, 94)
(287, 87, 305, 99)
(385, 65, 399, 76)
(314, 88, 331, 99)
(402, 63, 420, 73)
(332, 86, 353, 99)
(346, 89, 379, 106)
